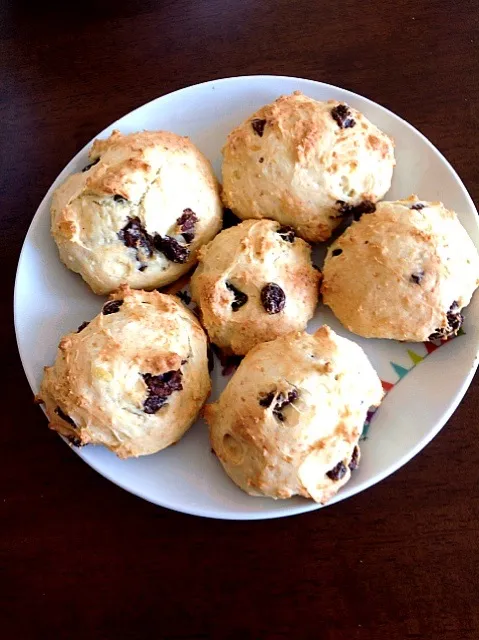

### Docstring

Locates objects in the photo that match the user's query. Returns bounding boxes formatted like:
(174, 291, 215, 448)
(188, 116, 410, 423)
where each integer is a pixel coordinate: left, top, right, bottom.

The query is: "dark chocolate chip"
(138, 264, 148, 272)
(331, 104, 356, 129)
(258, 157, 264, 163)
(222, 208, 241, 230)
(226, 282, 248, 311)
(177, 208, 198, 243)
(428, 301, 464, 341)
(410, 270, 424, 285)
(154, 235, 190, 263)
(176, 290, 191, 305)
(261, 283, 286, 314)
(55, 406, 76, 427)
(411, 202, 425, 210)
(259, 389, 298, 421)
(277, 226, 295, 243)
(118, 217, 155, 265)
(103, 300, 123, 315)
(349, 446, 360, 470)
(113, 194, 127, 202)
(332, 248, 343, 257)
(81, 158, 99, 172)
(326, 461, 348, 481)
(77, 321, 90, 333)
(251, 118, 267, 137)
(142, 369, 183, 414)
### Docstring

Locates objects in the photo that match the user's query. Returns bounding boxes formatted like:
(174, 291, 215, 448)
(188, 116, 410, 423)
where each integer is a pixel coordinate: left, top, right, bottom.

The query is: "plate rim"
(14, 74, 479, 520)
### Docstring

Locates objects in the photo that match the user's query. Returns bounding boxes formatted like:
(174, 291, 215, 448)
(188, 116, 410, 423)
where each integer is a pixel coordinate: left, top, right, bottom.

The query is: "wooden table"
(2, 1, 479, 637)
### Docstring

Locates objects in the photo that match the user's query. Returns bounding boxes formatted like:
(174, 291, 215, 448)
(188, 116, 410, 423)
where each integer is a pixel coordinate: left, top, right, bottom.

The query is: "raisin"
(337, 200, 376, 221)
(103, 300, 123, 315)
(251, 118, 267, 137)
(154, 235, 190, 263)
(77, 321, 90, 333)
(277, 226, 295, 243)
(177, 208, 197, 232)
(349, 446, 360, 470)
(113, 194, 127, 202)
(411, 202, 425, 210)
(226, 282, 248, 311)
(326, 461, 348, 481)
(332, 248, 343, 257)
(118, 217, 155, 265)
(331, 104, 356, 129)
(55, 406, 76, 427)
(142, 369, 183, 414)
(410, 270, 424, 284)
(177, 208, 198, 243)
(261, 283, 286, 314)
(259, 389, 298, 421)
(428, 301, 464, 341)
(81, 158, 99, 172)
(259, 157, 264, 163)
(176, 290, 191, 305)
(259, 391, 275, 408)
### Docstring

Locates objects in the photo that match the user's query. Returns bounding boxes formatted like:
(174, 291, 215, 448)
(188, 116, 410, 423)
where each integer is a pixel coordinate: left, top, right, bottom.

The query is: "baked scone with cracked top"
(322, 196, 479, 342)
(221, 92, 395, 243)
(37, 287, 210, 458)
(190, 219, 321, 355)
(51, 129, 222, 294)
(205, 326, 383, 503)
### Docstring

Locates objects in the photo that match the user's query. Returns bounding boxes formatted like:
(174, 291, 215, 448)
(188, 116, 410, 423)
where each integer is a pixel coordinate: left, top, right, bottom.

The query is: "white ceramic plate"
(14, 75, 479, 520)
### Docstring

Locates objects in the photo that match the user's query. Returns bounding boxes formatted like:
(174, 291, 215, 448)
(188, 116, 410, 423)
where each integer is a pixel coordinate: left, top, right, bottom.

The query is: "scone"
(205, 326, 383, 503)
(221, 91, 395, 242)
(51, 129, 223, 294)
(322, 196, 479, 341)
(190, 219, 321, 355)
(37, 287, 210, 458)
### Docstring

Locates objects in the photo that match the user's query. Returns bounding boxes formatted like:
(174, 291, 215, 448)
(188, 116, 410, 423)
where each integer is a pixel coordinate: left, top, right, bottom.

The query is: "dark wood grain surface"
(2, 1, 479, 638)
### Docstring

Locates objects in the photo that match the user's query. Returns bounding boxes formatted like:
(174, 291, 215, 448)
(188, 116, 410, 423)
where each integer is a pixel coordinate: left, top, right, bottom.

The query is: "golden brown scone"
(51, 130, 222, 294)
(190, 219, 321, 355)
(37, 287, 210, 458)
(221, 92, 395, 243)
(322, 196, 479, 341)
(205, 326, 383, 503)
